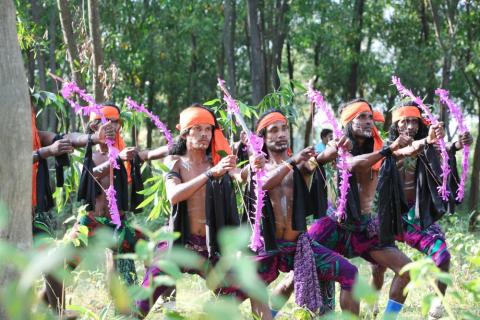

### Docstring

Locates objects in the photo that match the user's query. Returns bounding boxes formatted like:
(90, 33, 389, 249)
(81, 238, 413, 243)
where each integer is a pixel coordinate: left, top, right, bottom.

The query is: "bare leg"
(340, 289, 360, 315)
(271, 273, 359, 316)
(45, 274, 65, 313)
(436, 259, 450, 295)
(251, 299, 274, 320)
(271, 271, 294, 311)
(370, 264, 387, 291)
(369, 248, 411, 304)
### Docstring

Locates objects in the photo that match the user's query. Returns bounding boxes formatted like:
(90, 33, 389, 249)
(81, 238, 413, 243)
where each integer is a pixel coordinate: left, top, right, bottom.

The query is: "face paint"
(351, 111, 373, 138)
(185, 124, 213, 151)
(397, 116, 419, 138)
(265, 120, 290, 153)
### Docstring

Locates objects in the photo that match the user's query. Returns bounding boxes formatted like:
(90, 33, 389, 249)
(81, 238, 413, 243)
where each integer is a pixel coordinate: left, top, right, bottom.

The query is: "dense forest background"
(1, 1, 479, 318)
(16, 0, 480, 213)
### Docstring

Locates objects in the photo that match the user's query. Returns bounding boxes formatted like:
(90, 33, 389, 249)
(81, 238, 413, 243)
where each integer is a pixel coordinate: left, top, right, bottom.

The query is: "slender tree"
(88, 0, 105, 103)
(0, 0, 33, 317)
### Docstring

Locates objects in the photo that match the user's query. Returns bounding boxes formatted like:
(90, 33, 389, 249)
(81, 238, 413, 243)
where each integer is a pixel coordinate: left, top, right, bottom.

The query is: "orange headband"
(256, 112, 288, 133)
(176, 107, 216, 132)
(340, 102, 372, 126)
(176, 106, 231, 165)
(91, 105, 121, 122)
(341, 101, 385, 171)
(373, 110, 385, 123)
(91, 106, 131, 181)
(392, 106, 421, 123)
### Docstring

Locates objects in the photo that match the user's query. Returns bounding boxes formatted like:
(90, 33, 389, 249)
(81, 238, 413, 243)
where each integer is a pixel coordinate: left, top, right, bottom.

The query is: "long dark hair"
(169, 103, 217, 156)
(255, 109, 286, 159)
(339, 98, 374, 156)
(388, 101, 428, 141)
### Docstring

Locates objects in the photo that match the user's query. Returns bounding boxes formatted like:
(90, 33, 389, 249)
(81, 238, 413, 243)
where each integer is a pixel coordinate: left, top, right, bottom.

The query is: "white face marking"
(181, 160, 191, 171)
(280, 196, 287, 217)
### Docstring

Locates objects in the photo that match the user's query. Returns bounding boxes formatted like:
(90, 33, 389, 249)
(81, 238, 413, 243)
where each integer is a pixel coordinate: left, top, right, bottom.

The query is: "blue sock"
(383, 299, 403, 319)
(271, 309, 278, 318)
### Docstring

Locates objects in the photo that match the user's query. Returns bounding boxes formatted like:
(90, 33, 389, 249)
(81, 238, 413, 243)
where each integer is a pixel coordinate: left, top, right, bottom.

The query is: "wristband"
(379, 146, 393, 157)
(204, 169, 214, 179)
(35, 149, 42, 160)
(286, 157, 296, 166)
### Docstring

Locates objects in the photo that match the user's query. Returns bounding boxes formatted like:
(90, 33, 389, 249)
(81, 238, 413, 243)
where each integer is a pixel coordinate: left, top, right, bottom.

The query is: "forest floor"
(64, 214, 480, 320)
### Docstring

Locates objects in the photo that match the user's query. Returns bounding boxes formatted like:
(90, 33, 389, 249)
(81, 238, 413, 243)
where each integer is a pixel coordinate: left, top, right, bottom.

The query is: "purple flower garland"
(61, 81, 121, 228)
(392, 76, 450, 201)
(125, 97, 174, 149)
(307, 85, 351, 221)
(435, 88, 470, 201)
(218, 78, 266, 252)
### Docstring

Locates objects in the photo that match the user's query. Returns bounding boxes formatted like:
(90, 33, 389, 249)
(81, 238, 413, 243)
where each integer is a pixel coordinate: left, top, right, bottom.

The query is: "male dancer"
(274, 99, 414, 319)
(370, 102, 472, 319)
(31, 103, 115, 316)
(251, 110, 360, 316)
(135, 104, 270, 319)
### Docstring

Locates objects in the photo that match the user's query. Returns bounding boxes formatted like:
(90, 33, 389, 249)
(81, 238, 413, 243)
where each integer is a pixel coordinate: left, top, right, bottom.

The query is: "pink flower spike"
(105, 186, 121, 228)
(60, 81, 123, 223)
(435, 88, 470, 201)
(307, 84, 350, 220)
(247, 133, 267, 251)
(125, 97, 174, 149)
(218, 78, 266, 251)
(217, 78, 240, 115)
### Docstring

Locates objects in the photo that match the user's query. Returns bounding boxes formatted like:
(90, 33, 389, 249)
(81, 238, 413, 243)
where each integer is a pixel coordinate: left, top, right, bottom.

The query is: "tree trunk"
(286, 40, 294, 86)
(31, 0, 49, 129)
(88, 0, 105, 103)
(47, 4, 58, 131)
(26, 49, 35, 89)
(346, 0, 364, 99)
(468, 106, 480, 211)
(383, 92, 396, 132)
(0, 1, 33, 317)
(223, 0, 236, 96)
(247, 0, 266, 104)
(304, 103, 315, 148)
(270, 0, 289, 90)
(418, 0, 436, 105)
(261, 3, 271, 94)
(428, 0, 460, 138)
(57, 0, 84, 131)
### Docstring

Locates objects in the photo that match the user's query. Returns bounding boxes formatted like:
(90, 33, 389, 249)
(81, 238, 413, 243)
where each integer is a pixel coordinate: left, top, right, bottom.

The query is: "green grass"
(65, 215, 480, 319)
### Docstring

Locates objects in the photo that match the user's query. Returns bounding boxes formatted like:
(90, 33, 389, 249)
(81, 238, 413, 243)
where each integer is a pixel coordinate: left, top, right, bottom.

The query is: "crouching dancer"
(370, 102, 473, 319)
(250, 110, 360, 316)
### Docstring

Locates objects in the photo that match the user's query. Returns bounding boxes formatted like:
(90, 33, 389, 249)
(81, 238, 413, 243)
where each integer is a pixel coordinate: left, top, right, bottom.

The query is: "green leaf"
(135, 239, 150, 261)
(435, 272, 452, 286)
(218, 226, 250, 255)
(166, 246, 203, 269)
(217, 150, 228, 158)
(203, 298, 243, 320)
(108, 275, 131, 314)
(203, 98, 220, 106)
(154, 260, 183, 279)
(352, 275, 378, 306)
(147, 203, 162, 220)
(67, 305, 99, 320)
(421, 294, 435, 316)
(136, 193, 156, 209)
(137, 181, 161, 196)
